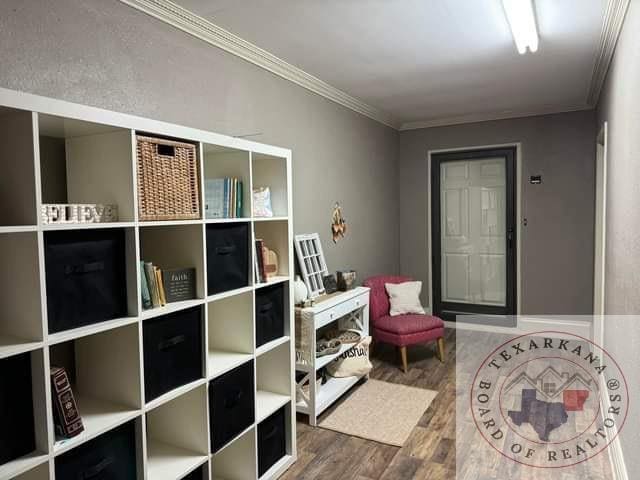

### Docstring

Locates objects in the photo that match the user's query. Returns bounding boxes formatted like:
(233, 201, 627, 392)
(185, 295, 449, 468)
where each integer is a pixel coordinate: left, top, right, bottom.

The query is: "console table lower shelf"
(294, 287, 370, 426)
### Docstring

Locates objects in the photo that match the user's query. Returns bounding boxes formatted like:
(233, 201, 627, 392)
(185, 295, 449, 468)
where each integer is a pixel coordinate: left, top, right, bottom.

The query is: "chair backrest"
(363, 275, 413, 324)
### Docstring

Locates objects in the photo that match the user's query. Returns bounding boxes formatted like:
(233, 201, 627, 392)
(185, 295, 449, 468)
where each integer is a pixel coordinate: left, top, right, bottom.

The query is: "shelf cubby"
(206, 222, 251, 295)
(253, 220, 290, 284)
(211, 427, 257, 480)
(145, 384, 209, 480)
(257, 406, 291, 479)
(0, 349, 49, 480)
(48, 323, 142, 455)
(203, 145, 251, 220)
(251, 153, 288, 218)
(0, 107, 38, 227)
(37, 114, 135, 222)
(256, 342, 292, 423)
(43, 227, 138, 336)
(140, 223, 206, 302)
(12, 461, 49, 480)
(207, 290, 254, 379)
(0, 231, 43, 358)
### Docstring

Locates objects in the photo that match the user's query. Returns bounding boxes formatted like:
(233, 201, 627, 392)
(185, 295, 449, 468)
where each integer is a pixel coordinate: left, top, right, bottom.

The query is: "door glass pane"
(440, 157, 506, 306)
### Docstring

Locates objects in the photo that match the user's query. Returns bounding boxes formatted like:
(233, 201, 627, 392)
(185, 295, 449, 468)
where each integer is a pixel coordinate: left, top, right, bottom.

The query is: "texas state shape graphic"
(508, 388, 589, 441)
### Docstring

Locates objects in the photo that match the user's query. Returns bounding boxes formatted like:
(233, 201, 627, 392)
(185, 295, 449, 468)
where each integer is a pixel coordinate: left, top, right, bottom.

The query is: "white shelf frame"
(0, 86, 295, 480)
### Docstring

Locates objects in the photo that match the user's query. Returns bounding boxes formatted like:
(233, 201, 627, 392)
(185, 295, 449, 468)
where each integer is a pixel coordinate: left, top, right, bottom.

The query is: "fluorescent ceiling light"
(502, 0, 539, 54)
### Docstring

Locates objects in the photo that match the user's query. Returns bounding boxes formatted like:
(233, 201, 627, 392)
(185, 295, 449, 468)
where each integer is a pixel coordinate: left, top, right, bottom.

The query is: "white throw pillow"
(385, 281, 425, 316)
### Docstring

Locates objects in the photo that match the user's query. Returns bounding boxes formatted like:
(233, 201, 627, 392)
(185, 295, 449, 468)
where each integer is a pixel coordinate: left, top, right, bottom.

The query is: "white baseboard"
(518, 316, 592, 339)
(601, 377, 629, 480)
(445, 316, 592, 339)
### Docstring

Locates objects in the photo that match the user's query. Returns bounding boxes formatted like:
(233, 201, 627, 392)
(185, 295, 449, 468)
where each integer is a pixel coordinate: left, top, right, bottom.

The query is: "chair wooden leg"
(436, 337, 445, 363)
(399, 346, 408, 373)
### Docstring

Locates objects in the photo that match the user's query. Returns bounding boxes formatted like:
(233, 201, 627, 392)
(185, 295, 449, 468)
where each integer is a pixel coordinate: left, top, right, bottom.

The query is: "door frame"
(426, 143, 522, 318)
(593, 122, 608, 346)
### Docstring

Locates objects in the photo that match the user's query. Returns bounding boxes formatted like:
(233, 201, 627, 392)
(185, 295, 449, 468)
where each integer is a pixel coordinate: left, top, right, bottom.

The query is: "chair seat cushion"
(376, 314, 444, 335)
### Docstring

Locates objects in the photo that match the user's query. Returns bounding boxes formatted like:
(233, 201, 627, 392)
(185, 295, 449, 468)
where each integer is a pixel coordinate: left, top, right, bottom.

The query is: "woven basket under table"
(136, 135, 200, 221)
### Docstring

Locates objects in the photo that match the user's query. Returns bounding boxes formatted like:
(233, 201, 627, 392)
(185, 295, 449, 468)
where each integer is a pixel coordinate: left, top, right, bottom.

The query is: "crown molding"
(118, 0, 399, 129)
(399, 104, 593, 131)
(119, 0, 627, 132)
(586, 0, 630, 107)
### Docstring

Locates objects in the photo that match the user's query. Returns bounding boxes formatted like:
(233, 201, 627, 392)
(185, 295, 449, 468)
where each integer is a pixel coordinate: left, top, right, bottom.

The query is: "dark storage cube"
(255, 284, 285, 347)
(206, 223, 249, 295)
(55, 420, 137, 479)
(143, 307, 203, 402)
(209, 361, 255, 452)
(45, 229, 128, 334)
(181, 466, 204, 480)
(0, 353, 35, 466)
(258, 407, 286, 477)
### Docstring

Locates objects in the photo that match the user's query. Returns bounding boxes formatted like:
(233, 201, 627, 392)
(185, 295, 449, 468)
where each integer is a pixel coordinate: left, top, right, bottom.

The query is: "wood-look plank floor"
(281, 329, 457, 480)
(282, 328, 615, 480)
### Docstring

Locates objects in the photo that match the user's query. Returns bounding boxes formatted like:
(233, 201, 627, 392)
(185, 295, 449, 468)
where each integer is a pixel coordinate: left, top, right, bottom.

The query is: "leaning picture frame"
(294, 233, 329, 298)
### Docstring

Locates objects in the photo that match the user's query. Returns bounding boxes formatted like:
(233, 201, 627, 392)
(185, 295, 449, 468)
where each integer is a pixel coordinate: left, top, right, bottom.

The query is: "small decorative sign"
(530, 175, 542, 184)
(163, 268, 196, 303)
(41, 204, 118, 224)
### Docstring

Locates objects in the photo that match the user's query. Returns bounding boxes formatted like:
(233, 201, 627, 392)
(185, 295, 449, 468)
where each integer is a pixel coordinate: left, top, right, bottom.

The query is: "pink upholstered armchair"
(363, 275, 445, 372)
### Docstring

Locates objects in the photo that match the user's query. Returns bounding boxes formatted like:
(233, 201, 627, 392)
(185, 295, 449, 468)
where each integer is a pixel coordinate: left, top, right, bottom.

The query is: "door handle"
(507, 228, 514, 249)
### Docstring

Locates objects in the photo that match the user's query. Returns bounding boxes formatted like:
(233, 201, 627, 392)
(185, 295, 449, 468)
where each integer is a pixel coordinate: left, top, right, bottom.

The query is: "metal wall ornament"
(331, 202, 347, 243)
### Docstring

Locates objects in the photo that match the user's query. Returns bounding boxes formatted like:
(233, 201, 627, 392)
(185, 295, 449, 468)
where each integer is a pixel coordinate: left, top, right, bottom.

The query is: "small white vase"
(294, 276, 308, 304)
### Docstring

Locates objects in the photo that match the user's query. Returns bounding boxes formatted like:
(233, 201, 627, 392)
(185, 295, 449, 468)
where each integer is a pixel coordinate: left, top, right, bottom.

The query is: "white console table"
(295, 287, 370, 426)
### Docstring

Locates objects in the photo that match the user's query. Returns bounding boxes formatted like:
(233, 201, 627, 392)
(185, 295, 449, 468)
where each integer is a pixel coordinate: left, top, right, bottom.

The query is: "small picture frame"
(337, 270, 357, 291)
(322, 274, 338, 294)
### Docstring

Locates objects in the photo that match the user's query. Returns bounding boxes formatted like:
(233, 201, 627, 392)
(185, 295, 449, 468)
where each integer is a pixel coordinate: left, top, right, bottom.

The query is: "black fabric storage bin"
(255, 284, 285, 347)
(258, 407, 286, 477)
(206, 223, 249, 295)
(181, 466, 204, 480)
(45, 229, 127, 334)
(143, 306, 203, 401)
(209, 361, 254, 452)
(0, 353, 35, 466)
(55, 420, 137, 479)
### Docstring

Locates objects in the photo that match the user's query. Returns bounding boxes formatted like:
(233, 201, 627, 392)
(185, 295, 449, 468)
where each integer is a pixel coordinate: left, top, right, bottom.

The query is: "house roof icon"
(503, 366, 593, 400)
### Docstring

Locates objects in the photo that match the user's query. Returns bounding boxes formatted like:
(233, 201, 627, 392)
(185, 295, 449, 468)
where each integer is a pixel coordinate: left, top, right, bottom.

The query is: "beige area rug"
(318, 379, 438, 447)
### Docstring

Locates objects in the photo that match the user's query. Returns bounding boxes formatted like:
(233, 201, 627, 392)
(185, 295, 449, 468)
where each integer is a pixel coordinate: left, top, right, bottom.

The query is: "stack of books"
(205, 178, 244, 219)
(140, 262, 196, 309)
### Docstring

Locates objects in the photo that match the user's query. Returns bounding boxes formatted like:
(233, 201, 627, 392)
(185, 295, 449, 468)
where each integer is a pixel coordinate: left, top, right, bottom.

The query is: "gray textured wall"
(597, 0, 640, 472)
(0, 0, 399, 281)
(399, 111, 597, 314)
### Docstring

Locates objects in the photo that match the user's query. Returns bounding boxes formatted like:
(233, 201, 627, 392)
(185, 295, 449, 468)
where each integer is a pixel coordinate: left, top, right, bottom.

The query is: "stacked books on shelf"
(205, 177, 244, 219)
(140, 262, 196, 309)
(254, 239, 279, 283)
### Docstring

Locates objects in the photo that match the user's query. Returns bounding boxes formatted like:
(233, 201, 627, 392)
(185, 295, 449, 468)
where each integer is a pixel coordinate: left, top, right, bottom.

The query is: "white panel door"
(440, 157, 506, 306)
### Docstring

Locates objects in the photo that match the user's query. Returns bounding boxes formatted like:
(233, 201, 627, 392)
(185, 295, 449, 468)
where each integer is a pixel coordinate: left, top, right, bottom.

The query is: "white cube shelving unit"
(0, 87, 295, 480)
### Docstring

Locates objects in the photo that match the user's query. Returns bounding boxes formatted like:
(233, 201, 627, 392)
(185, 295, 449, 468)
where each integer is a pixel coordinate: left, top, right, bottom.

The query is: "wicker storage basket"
(136, 136, 200, 221)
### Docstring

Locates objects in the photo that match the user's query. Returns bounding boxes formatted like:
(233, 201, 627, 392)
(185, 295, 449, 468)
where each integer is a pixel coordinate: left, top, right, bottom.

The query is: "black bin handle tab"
(258, 301, 274, 314)
(224, 388, 244, 409)
(158, 334, 186, 351)
(78, 456, 114, 480)
(64, 261, 105, 276)
(215, 245, 237, 255)
(262, 424, 279, 440)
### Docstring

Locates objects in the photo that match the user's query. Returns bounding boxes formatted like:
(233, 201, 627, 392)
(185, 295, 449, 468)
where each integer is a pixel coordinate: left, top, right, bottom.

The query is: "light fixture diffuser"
(502, 0, 539, 54)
